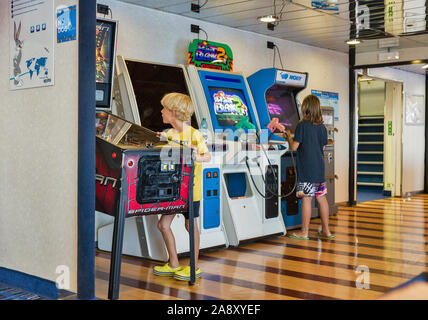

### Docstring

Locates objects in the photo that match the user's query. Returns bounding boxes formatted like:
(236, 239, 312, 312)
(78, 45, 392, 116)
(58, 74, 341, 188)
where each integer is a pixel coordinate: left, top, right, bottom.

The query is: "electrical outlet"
(97, 4, 109, 15)
(191, 24, 200, 33)
(267, 41, 275, 49)
(191, 3, 200, 13)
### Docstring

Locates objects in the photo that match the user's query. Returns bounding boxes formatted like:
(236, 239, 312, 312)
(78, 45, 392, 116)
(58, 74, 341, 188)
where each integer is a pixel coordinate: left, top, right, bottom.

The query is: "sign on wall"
(9, 0, 54, 90)
(188, 39, 233, 71)
(311, 1, 339, 12)
(311, 89, 339, 121)
(57, 5, 77, 43)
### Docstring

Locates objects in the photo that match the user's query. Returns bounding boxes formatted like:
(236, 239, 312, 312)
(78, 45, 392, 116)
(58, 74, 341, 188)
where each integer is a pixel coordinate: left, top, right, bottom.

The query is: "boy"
(154, 92, 211, 281)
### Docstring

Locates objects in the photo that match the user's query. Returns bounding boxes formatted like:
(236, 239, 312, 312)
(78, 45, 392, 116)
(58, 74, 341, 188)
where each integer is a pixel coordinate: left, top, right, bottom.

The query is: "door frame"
(349, 59, 428, 205)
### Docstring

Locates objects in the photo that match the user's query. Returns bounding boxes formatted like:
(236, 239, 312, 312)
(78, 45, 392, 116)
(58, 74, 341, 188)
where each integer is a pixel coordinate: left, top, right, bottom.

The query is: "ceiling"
(390, 63, 427, 74)
(116, 0, 428, 73)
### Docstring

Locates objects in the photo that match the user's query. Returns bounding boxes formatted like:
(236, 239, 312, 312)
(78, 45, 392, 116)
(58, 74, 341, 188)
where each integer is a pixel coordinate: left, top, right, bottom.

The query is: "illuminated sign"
(275, 70, 306, 87)
(188, 39, 233, 71)
(213, 91, 248, 116)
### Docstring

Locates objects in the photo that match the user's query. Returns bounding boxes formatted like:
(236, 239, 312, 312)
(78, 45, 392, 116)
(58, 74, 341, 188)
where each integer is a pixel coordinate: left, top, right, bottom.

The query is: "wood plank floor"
(95, 195, 428, 300)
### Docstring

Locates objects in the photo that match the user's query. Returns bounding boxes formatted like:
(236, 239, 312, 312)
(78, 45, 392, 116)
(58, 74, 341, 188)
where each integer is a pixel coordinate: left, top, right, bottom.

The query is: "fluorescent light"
(422, 64, 428, 69)
(258, 15, 278, 23)
(346, 38, 361, 45)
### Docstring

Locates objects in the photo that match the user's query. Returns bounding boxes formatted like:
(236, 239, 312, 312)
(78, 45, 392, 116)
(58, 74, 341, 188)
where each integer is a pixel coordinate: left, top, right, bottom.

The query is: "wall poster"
(57, 5, 77, 43)
(311, 89, 339, 121)
(9, 0, 54, 90)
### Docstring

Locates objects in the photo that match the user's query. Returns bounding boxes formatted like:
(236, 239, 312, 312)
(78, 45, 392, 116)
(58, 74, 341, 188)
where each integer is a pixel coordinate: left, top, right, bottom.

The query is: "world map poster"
(10, 0, 54, 90)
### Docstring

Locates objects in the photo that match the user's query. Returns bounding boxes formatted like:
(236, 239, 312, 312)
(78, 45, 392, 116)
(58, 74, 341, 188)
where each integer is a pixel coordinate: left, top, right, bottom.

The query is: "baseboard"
(402, 190, 425, 197)
(0, 267, 73, 300)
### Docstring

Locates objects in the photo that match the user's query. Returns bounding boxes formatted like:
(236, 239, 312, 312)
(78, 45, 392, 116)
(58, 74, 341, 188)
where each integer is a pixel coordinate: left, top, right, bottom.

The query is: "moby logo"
(290, 75, 302, 81)
(281, 73, 289, 80)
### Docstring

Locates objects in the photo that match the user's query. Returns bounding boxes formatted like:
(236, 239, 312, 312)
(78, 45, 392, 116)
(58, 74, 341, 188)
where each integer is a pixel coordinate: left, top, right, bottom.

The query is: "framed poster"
(57, 5, 77, 43)
(311, 89, 339, 121)
(9, 0, 54, 90)
(96, 18, 118, 110)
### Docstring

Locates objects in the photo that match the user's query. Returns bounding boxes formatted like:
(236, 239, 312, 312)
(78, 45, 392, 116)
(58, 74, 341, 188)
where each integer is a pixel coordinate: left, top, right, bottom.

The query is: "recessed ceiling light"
(346, 38, 361, 45)
(258, 15, 278, 23)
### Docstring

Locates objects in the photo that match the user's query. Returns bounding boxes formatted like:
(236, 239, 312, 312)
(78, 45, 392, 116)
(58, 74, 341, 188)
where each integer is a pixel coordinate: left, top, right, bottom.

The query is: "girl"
(286, 94, 334, 240)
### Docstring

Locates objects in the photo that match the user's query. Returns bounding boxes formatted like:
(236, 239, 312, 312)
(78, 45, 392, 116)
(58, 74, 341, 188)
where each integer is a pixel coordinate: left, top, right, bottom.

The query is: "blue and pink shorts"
(296, 182, 327, 198)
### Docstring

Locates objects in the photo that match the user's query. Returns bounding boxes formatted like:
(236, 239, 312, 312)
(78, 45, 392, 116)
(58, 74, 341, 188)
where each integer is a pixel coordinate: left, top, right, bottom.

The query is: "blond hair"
(301, 94, 323, 125)
(161, 93, 194, 122)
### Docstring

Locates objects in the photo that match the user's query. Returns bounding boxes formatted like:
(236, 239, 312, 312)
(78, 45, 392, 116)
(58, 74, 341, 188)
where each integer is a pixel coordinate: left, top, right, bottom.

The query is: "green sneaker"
(317, 232, 335, 239)
(173, 266, 202, 281)
(153, 263, 183, 277)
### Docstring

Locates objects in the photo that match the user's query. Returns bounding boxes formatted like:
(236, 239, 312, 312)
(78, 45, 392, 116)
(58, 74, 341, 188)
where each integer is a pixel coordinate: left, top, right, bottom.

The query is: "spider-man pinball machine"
(95, 112, 196, 299)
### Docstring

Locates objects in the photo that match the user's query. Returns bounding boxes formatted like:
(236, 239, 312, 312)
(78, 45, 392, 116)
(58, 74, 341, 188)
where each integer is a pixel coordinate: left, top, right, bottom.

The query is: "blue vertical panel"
(203, 168, 221, 229)
(78, 0, 96, 300)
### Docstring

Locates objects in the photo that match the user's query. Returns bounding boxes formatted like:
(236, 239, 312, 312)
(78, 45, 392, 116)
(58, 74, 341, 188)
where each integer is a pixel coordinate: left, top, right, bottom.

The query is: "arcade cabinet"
(95, 112, 198, 298)
(320, 106, 337, 216)
(97, 56, 227, 261)
(247, 68, 308, 230)
(187, 66, 286, 246)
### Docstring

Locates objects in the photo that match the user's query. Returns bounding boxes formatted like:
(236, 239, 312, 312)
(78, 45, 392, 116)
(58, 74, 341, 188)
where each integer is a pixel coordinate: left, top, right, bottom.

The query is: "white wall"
(0, 1, 78, 291)
(359, 80, 385, 116)
(368, 67, 425, 194)
(101, 0, 350, 203)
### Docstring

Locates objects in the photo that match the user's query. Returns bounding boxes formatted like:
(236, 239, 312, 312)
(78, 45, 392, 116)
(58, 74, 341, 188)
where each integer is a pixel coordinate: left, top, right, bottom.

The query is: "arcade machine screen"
(266, 85, 300, 133)
(208, 87, 252, 127)
(125, 60, 198, 132)
(96, 19, 117, 110)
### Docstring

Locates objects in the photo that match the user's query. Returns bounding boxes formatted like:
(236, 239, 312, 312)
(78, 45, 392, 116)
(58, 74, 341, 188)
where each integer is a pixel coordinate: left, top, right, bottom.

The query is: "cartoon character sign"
(12, 21, 23, 87)
(188, 39, 234, 71)
(10, 0, 54, 90)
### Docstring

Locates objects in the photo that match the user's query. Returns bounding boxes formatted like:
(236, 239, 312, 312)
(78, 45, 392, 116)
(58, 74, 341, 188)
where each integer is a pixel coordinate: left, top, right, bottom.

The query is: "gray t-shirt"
(293, 121, 328, 183)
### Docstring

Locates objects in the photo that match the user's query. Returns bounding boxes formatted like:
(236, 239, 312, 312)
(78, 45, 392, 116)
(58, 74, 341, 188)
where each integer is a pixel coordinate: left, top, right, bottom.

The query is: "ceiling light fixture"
(422, 64, 428, 69)
(258, 15, 279, 23)
(346, 38, 361, 45)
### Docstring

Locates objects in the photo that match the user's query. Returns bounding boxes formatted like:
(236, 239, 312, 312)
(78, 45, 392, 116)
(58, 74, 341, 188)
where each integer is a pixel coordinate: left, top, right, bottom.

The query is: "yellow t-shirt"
(165, 126, 209, 202)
